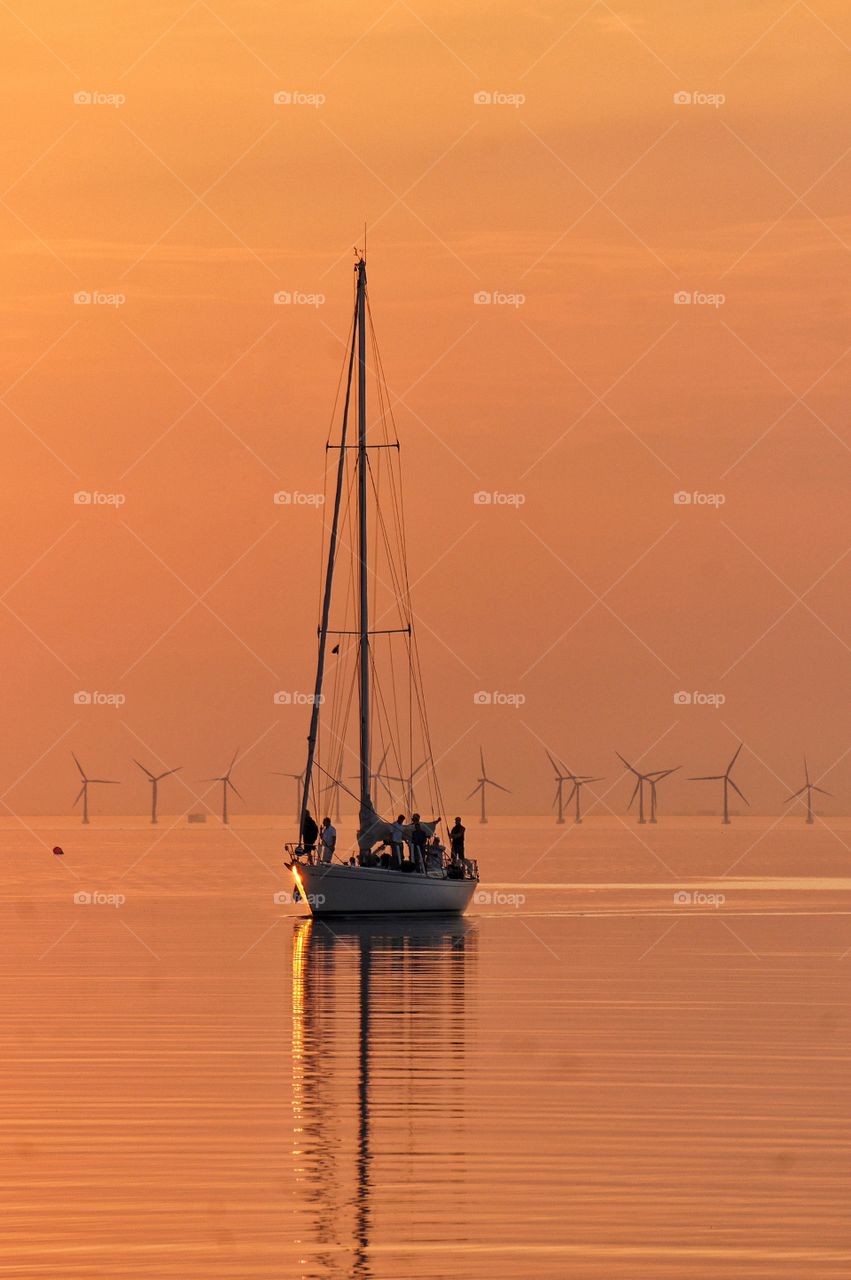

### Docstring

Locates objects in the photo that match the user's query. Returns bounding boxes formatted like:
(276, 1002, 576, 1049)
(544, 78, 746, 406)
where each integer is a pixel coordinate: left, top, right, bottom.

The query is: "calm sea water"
(2, 816, 850, 1278)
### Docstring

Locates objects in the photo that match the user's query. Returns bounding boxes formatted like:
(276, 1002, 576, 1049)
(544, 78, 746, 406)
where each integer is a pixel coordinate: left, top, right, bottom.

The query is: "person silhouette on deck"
(449, 817, 466, 862)
(410, 814, 428, 873)
(301, 810, 318, 855)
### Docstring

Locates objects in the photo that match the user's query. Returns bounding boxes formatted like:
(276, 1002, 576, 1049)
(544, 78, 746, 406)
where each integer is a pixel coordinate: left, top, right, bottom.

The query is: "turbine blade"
(71, 752, 86, 779)
(133, 758, 155, 780)
(227, 748, 240, 776)
(812, 786, 831, 797)
(479, 746, 485, 776)
(689, 775, 722, 782)
(615, 751, 635, 773)
(803, 755, 810, 786)
(90, 779, 119, 785)
(72, 784, 85, 807)
(487, 780, 511, 794)
(465, 783, 483, 801)
(227, 780, 245, 802)
(728, 779, 749, 805)
(726, 741, 743, 774)
(627, 777, 640, 809)
(545, 748, 561, 776)
(785, 785, 807, 802)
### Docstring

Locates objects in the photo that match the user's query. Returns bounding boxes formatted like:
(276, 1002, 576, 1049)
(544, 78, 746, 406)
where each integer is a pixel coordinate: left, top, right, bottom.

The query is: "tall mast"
(356, 257, 371, 826)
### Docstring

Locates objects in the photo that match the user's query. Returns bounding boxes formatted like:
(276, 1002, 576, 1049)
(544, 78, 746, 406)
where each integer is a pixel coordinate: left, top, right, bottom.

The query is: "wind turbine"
(373, 752, 429, 815)
(467, 747, 510, 824)
(616, 752, 653, 824)
(545, 750, 572, 824)
(271, 769, 304, 821)
(133, 759, 181, 824)
(565, 770, 605, 825)
(647, 767, 680, 824)
(690, 742, 748, 825)
(203, 749, 243, 824)
(71, 752, 119, 824)
(785, 756, 830, 825)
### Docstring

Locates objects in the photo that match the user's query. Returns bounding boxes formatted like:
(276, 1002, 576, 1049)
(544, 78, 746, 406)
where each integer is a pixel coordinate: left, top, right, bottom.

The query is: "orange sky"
(1, 0, 849, 818)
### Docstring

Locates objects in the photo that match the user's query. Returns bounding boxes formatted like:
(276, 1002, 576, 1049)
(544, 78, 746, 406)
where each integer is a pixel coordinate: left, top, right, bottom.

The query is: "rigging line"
(300, 289, 358, 836)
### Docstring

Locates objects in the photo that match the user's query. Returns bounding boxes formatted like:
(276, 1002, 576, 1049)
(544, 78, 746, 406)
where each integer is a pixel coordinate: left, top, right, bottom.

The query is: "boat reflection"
(291, 916, 477, 1277)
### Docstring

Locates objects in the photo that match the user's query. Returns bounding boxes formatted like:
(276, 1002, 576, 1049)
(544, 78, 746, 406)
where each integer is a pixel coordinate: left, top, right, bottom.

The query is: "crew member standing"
(301, 809, 319, 855)
(319, 816, 336, 863)
(449, 817, 466, 862)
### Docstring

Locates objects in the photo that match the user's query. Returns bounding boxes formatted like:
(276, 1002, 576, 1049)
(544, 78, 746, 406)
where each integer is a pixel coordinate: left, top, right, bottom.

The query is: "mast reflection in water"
(291, 917, 477, 1276)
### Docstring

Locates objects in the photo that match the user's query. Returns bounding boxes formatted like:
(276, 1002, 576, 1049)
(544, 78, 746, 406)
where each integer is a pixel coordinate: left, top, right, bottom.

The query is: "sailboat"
(286, 255, 479, 916)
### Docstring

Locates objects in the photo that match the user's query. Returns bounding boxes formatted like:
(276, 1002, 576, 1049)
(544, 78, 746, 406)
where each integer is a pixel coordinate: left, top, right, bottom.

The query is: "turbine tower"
(785, 756, 830, 825)
(133, 759, 181, 824)
(467, 747, 510, 825)
(690, 742, 748, 825)
(203, 749, 243, 825)
(72, 752, 119, 824)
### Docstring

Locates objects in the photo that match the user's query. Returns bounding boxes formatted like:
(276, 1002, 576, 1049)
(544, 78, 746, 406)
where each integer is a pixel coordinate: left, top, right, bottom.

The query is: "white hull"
(292, 862, 477, 916)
